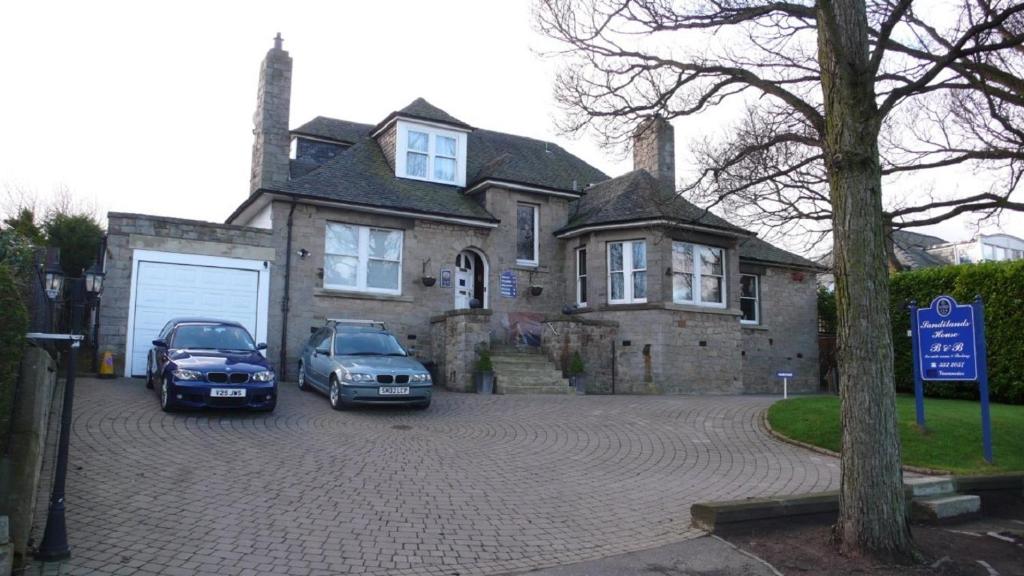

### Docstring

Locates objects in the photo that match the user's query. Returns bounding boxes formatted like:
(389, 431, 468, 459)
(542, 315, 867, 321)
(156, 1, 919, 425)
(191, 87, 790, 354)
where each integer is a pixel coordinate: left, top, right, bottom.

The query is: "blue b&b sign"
(909, 295, 992, 463)
(916, 296, 978, 381)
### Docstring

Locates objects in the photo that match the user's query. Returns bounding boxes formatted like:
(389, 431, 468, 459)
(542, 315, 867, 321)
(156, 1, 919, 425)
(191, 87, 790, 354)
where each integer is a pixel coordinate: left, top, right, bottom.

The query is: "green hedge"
(890, 260, 1024, 404)
(0, 264, 29, 454)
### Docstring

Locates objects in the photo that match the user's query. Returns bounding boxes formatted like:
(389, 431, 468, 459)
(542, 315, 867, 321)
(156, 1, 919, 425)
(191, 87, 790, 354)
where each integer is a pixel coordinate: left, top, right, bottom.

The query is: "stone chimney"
(632, 116, 676, 193)
(249, 33, 292, 194)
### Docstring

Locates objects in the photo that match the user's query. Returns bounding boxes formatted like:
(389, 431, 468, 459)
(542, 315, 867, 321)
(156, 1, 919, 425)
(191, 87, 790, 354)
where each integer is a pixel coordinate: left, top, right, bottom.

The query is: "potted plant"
(421, 259, 436, 286)
(529, 284, 543, 296)
(474, 349, 494, 394)
(568, 351, 586, 394)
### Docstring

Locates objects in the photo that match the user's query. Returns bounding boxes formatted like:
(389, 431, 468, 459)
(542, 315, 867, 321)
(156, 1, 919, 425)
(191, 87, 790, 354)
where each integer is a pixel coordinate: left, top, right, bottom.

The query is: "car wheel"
(297, 362, 309, 391)
(160, 376, 176, 413)
(329, 377, 348, 411)
(413, 399, 431, 411)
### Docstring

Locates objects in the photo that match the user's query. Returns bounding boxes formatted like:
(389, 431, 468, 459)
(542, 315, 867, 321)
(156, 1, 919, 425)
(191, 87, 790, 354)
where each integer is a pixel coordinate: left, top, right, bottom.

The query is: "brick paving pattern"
(27, 378, 839, 575)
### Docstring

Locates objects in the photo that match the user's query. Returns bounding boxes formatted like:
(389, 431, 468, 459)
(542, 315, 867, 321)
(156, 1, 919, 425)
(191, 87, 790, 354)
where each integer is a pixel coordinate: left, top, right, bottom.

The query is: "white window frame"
(323, 223, 403, 295)
(575, 247, 587, 307)
(394, 120, 468, 186)
(516, 203, 540, 267)
(607, 240, 647, 305)
(740, 273, 760, 325)
(671, 241, 727, 309)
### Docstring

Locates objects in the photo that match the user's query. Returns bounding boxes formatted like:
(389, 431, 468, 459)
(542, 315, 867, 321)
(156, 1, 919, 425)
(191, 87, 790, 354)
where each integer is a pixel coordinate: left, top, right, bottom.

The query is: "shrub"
(476, 349, 493, 373)
(890, 260, 1024, 404)
(43, 212, 103, 277)
(568, 351, 585, 376)
(0, 264, 29, 453)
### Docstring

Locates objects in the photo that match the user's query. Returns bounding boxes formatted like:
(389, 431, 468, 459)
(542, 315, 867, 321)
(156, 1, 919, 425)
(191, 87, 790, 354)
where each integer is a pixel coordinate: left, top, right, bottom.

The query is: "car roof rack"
(326, 318, 387, 330)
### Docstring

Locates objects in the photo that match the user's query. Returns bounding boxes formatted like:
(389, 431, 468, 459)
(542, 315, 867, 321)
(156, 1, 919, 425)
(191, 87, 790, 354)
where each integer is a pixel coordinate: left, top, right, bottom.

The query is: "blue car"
(146, 318, 277, 412)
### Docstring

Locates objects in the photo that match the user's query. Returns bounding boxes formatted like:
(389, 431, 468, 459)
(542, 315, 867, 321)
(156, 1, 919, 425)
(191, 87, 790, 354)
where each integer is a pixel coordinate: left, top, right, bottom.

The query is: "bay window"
(324, 223, 403, 294)
(576, 247, 587, 306)
(672, 241, 726, 307)
(608, 240, 646, 304)
(740, 274, 760, 324)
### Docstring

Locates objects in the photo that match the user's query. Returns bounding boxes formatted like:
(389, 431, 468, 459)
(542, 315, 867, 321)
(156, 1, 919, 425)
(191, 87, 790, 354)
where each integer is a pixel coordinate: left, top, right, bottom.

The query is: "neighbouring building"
(99, 36, 822, 394)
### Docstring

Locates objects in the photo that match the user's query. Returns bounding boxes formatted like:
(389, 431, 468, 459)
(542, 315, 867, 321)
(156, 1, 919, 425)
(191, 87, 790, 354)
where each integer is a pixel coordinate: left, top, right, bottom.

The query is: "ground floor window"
(324, 223, 403, 294)
(608, 240, 646, 304)
(672, 241, 726, 307)
(576, 247, 587, 306)
(740, 273, 759, 324)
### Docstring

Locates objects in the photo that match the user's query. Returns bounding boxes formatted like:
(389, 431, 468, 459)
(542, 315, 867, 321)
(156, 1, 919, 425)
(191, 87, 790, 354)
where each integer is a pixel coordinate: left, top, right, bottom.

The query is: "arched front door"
(454, 250, 487, 309)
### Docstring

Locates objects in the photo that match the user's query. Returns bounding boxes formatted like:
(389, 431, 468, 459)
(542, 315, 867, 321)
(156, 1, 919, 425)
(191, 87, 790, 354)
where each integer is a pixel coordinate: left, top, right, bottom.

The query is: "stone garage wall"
(541, 316, 618, 394)
(430, 309, 492, 392)
(99, 212, 275, 376)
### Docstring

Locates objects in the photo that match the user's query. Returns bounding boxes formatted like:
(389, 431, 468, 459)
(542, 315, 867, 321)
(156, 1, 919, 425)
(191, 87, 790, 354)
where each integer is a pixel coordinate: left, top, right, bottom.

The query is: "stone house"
(100, 36, 821, 394)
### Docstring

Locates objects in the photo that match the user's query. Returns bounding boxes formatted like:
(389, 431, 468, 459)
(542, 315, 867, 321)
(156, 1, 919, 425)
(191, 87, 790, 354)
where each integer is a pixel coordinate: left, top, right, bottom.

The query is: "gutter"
(279, 200, 297, 380)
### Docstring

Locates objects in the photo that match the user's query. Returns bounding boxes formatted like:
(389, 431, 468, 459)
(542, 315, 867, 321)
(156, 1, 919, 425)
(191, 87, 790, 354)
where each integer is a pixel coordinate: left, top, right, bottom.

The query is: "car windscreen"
(334, 332, 407, 356)
(172, 325, 256, 351)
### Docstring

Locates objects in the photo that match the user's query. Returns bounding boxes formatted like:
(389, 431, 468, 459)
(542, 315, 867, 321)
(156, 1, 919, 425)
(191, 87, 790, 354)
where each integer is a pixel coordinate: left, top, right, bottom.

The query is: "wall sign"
(440, 267, 452, 289)
(499, 269, 517, 298)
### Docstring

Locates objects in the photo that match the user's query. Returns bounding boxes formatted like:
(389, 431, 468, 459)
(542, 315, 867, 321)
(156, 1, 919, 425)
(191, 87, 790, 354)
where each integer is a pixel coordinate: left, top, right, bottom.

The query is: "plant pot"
(421, 276, 437, 287)
(570, 374, 587, 395)
(529, 285, 543, 296)
(475, 371, 494, 394)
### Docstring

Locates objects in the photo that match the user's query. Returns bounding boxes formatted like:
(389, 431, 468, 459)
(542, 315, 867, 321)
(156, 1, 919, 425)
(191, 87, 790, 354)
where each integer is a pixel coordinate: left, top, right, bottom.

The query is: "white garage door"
(126, 252, 269, 377)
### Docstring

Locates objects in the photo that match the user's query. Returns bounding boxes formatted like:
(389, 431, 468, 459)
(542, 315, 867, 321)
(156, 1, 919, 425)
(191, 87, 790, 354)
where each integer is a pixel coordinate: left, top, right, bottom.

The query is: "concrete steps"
(906, 477, 980, 522)
(491, 350, 573, 395)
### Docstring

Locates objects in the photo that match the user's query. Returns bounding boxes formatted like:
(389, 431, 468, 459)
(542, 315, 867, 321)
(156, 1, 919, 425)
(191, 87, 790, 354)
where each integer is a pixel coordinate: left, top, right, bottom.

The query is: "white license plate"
(379, 387, 410, 395)
(210, 388, 246, 398)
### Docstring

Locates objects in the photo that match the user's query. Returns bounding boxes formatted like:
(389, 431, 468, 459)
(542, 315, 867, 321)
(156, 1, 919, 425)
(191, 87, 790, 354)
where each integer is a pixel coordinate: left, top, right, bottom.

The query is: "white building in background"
(928, 233, 1024, 265)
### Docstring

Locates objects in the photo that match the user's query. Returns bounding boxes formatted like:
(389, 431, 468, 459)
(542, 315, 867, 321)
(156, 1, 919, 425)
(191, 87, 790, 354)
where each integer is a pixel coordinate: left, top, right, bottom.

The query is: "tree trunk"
(817, 0, 916, 561)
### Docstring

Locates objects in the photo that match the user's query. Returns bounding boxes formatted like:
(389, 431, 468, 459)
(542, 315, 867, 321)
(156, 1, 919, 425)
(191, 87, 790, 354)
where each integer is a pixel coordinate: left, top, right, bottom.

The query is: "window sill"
(664, 302, 742, 317)
(741, 323, 768, 331)
(515, 261, 540, 269)
(314, 287, 414, 303)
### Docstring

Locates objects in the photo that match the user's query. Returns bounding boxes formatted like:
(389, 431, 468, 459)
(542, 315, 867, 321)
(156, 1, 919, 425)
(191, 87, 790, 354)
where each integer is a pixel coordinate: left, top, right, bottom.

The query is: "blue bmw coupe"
(146, 318, 276, 412)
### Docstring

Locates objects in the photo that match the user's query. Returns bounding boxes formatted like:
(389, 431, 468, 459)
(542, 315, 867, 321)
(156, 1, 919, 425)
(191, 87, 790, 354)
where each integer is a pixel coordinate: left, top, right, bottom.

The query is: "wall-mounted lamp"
(297, 248, 310, 259)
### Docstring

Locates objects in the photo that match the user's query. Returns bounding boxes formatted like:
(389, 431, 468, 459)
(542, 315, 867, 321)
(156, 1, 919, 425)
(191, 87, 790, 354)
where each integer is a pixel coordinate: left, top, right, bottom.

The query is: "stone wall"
(430, 310, 492, 392)
(99, 213, 274, 375)
(540, 316, 618, 394)
(740, 266, 819, 394)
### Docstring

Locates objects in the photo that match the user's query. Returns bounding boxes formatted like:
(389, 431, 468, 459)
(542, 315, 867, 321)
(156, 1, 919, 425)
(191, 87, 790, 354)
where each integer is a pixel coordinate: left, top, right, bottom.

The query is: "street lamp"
(42, 263, 64, 301)
(35, 265, 102, 562)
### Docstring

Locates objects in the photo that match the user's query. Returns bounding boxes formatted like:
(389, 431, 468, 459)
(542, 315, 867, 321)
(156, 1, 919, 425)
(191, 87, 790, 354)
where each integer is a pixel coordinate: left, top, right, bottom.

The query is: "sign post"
(776, 371, 794, 399)
(910, 295, 992, 463)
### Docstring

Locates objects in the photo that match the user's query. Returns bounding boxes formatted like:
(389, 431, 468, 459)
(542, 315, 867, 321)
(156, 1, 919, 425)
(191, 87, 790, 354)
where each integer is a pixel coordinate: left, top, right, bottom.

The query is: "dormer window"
(395, 120, 467, 186)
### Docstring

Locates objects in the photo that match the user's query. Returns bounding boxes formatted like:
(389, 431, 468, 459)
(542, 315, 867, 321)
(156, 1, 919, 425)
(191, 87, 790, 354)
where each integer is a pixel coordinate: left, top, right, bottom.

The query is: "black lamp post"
(35, 266, 103, 562)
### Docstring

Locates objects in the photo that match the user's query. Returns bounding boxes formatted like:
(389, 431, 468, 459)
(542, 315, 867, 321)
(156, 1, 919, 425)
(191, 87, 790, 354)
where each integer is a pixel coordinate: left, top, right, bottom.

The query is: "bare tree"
(536, 0, 1023, 561)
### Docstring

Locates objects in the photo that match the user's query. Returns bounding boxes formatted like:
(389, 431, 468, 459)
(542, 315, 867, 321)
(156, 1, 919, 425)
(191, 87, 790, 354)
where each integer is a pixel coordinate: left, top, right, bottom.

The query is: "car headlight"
(410, 373, 431, 383)
(251, 370, 275, 382)
(173, 369, 204, 381)
(342, 372, 375, 383)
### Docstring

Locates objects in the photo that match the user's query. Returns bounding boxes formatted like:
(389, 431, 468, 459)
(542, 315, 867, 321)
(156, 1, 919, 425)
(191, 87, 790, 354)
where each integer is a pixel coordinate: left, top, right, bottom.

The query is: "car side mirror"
(152, 339, 167, 348)
(315, 345, 330, 356)
(256, 342, 267, 350)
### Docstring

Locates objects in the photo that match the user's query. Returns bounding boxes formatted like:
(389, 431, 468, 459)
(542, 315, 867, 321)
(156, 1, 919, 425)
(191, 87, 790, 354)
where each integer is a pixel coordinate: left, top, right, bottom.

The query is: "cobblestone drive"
(38, 378, 839, 576)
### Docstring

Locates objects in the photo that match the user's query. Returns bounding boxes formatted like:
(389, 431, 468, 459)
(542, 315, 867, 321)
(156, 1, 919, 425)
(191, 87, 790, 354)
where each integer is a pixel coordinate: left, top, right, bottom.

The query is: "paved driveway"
(33, 378, 839, 576)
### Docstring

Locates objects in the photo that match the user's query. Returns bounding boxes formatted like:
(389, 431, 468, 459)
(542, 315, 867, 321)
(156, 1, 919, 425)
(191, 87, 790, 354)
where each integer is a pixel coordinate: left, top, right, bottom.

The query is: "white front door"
(454, 251, 475, 309)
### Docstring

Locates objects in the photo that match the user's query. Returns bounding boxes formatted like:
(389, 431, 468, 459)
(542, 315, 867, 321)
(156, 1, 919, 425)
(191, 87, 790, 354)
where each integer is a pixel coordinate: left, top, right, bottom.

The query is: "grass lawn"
(767, 395, 1024, 474)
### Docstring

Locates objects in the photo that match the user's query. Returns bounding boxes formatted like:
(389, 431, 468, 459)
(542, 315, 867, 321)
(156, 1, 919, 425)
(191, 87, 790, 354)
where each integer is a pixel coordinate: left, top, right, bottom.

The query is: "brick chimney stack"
(632, 116, 676, 193)
(249, 33, 292, 194)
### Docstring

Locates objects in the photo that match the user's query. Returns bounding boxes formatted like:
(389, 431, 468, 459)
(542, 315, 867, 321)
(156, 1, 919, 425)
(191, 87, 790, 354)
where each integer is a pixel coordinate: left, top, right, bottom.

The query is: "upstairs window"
(740, 274, 760, 324)
(608, 240, 646, 304)
(395, 121, 467, 186)
(672, 241, 726, 307)
(324, 223, 403, 295)
(516, 203, 539, 266)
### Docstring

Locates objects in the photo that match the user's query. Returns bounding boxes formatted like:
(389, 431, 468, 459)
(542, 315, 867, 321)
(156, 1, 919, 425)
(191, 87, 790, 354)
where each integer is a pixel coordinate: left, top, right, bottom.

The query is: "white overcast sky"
(1, 0, 1019, 256)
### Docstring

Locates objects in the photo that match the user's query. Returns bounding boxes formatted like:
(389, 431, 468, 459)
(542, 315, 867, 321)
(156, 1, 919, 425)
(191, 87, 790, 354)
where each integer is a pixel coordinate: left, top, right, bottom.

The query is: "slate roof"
(372, 97, 473, 133)
(558, 170, 748, 235)
(738, 237, 822, 270)
(468, 130, 608, 192)
(278, 138, 497, 222)
(292, 117, 372, 144)
(892, 230, 949, 269)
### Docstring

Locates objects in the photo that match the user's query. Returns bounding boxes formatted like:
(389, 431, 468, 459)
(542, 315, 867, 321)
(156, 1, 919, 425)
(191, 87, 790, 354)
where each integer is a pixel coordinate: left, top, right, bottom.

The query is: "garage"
(124, 249, 271, 377)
